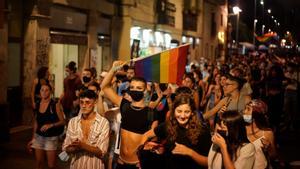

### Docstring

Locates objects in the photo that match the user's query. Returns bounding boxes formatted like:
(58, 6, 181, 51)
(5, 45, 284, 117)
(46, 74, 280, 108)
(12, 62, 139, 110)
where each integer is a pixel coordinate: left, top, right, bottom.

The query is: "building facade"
(202, 0, 228, 61)
(0, 0, 228, 130)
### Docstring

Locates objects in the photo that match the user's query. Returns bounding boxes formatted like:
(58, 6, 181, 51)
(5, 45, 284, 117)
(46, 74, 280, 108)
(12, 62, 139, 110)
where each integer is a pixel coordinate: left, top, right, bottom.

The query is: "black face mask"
(129, 90, 144, 101)
(83, 76, 91, 83)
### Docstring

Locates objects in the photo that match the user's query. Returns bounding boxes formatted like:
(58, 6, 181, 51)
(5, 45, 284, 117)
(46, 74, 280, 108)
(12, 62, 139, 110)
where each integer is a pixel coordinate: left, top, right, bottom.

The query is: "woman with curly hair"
(140, 95, 211, 169)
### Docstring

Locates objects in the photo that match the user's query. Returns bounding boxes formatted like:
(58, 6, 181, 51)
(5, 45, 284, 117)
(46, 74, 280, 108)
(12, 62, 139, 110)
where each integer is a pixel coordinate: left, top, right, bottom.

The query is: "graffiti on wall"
(36, 39, 49, 66)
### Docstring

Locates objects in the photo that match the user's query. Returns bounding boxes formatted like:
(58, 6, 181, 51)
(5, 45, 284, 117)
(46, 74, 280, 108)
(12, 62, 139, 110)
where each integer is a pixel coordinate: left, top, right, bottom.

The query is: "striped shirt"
(62, 113, 110, 169)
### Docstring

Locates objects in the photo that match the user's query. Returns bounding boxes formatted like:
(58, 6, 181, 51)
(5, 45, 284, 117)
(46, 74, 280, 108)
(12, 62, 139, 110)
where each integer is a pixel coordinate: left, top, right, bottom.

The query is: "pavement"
(0, 126, 69, 169)
(0, 125, 300, 169)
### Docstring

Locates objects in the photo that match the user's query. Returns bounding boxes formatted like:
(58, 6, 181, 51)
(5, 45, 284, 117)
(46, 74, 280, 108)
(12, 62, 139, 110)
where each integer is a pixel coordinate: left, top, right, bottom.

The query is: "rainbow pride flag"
(134, 44, 189, 84)
(256, 32, 278, 43)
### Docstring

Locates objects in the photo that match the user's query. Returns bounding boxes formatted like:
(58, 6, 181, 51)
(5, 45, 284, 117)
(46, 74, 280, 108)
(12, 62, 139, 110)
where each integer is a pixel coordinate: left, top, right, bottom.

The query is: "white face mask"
(243, 114, 252, 123)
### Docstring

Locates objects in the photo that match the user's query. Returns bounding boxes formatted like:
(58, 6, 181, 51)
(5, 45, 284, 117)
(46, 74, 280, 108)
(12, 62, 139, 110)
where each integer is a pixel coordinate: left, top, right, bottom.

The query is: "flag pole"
(130, 43, 191, 62)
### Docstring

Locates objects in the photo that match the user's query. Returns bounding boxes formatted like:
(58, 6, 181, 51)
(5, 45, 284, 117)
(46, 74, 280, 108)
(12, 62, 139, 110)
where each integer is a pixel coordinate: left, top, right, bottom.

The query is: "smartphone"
(217, 129, 227, 138)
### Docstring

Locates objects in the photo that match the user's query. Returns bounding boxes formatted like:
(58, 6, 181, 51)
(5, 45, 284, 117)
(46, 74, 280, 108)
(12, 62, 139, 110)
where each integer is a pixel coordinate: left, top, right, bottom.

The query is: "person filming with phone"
(208, 110, 255, 169)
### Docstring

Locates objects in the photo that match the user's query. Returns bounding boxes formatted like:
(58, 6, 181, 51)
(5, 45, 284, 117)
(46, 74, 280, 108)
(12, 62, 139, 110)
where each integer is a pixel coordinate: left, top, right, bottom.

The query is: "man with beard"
(101, 61, 157, 169)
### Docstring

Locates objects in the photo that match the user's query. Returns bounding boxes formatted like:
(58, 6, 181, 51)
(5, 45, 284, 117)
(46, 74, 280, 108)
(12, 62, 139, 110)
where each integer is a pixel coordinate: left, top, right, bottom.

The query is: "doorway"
(49, 44, 79, 98)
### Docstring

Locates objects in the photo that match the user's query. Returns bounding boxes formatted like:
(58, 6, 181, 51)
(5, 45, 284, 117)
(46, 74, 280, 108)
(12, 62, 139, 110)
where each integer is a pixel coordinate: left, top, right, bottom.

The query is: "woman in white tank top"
(243, 99, 278, 169)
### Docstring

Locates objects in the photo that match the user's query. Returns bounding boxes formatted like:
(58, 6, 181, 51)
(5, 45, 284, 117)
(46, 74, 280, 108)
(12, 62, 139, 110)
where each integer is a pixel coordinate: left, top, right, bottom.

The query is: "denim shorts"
(31, 134, 59, 151)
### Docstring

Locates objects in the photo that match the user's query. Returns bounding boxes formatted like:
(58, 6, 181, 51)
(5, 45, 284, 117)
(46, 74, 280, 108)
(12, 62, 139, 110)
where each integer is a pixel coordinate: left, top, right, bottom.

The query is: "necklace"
(130, 104, 144, 111)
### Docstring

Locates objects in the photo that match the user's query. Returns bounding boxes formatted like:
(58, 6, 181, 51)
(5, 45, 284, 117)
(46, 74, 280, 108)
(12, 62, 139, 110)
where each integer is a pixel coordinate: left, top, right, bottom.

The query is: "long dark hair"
(166, 95, 203, 145)
(249, 99, 271, 131)
(37, 66, 48, 79)
(221, 110, 249, 160)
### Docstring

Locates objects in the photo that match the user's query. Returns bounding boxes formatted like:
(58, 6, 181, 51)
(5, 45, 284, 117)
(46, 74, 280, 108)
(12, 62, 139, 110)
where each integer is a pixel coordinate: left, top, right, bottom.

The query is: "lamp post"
(253, 0, 257, 46)
(260, 0, 264, 23)
(233, 6, 242, 50)
(262, 24, 265, 34)
(253, 19, 258, 45)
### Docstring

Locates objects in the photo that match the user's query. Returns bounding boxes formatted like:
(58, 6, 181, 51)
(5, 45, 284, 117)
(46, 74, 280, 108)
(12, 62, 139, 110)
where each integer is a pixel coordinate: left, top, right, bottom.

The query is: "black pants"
(115, 163, 139, 169)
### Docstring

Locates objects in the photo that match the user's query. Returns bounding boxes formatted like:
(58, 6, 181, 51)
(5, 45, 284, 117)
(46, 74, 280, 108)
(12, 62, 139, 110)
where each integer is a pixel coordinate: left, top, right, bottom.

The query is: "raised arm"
(100, 61, 126, 107)
(203, 97, 227, 120)
(148, 83, 163, 109)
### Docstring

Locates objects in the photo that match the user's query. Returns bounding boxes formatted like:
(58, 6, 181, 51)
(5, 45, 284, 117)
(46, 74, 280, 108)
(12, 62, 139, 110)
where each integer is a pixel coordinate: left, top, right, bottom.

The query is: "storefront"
(48, 5, 88, 97)
(96, 15, 112, 72)
(130, 25, 177, 58)
(182, 35, 201, 63)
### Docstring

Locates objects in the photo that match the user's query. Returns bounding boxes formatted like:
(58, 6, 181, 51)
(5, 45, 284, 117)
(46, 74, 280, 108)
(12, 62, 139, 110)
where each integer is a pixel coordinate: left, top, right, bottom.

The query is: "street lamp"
(253, 19, 258, 45)
(260, 0, 264, 23)
(233, 6, 242, 49)
(262, 24, 265, 34)
(260, 0, 264, 5)
(268, 9, 271, 14)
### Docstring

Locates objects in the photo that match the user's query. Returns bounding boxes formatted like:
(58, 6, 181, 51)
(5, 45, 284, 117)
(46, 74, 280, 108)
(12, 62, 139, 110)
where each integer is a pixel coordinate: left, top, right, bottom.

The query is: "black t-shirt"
(151, 94, 169, 124)
(120, 98, 155, 134)
(35, 99, 64, 137)
(154, 122, 211, 169)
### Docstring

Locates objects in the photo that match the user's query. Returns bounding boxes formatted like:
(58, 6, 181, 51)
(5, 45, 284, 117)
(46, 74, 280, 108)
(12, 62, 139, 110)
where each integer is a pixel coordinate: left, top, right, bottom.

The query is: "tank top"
(35, 99, 63, 137)
(252, 131, 268, 169)
(226, 94, 247, 113)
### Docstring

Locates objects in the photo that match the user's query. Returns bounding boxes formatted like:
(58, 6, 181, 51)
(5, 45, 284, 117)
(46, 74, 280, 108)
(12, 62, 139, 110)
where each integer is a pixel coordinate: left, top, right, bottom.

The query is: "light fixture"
(233, 6, 242, 14)
(260, 0, 264, 5)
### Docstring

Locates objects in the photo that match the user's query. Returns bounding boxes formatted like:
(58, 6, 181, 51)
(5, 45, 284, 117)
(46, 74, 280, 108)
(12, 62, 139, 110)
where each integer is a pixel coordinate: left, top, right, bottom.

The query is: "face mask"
(243, 114, 253, 123)
(129, 90, 144, 102)
(83, 76, 91, 83)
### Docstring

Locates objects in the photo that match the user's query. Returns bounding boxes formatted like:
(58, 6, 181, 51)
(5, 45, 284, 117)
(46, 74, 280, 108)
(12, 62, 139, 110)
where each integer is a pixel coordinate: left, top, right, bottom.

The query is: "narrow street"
(1, 126, 300, 169)
(0, 126, 68, 169)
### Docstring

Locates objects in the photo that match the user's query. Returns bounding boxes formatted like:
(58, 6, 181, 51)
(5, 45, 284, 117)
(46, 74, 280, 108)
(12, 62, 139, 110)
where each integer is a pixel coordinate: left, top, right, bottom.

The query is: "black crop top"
(120, 98, 153, 134)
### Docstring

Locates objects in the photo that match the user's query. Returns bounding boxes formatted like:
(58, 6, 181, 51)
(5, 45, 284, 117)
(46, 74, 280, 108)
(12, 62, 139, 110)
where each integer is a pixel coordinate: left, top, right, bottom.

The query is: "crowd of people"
(27, 51, 299, 169)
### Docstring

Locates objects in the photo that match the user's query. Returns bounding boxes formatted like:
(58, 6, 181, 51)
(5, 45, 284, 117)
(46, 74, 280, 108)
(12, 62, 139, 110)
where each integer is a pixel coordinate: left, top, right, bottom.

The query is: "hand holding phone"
(217, 129, 227, 139)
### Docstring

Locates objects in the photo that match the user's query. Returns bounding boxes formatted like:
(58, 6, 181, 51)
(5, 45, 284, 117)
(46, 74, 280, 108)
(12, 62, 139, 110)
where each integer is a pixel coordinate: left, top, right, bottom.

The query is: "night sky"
(230, 0, 300, 42)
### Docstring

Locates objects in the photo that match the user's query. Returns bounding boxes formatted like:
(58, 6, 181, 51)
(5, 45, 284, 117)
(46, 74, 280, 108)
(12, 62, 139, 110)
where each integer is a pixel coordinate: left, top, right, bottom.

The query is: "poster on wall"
(131, 39, 140, 59)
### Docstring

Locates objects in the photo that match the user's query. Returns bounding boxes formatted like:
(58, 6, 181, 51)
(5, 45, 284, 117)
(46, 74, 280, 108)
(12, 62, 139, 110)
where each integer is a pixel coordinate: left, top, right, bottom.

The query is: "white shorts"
(31, 134, 59, 151)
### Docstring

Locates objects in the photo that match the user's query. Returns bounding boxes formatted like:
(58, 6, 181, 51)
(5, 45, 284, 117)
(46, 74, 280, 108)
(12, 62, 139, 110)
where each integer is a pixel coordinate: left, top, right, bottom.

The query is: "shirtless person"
(101, 61, 156, 169)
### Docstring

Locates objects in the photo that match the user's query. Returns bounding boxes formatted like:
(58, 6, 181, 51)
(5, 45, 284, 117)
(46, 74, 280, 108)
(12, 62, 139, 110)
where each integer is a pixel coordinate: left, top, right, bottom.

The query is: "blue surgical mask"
(243, 115, 252, 123)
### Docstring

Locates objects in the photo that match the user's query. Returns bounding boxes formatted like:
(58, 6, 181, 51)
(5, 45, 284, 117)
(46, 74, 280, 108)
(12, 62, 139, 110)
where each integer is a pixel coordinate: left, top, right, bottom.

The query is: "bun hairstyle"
(226, 73, 246, 91)
(67, 61, 77, 72)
